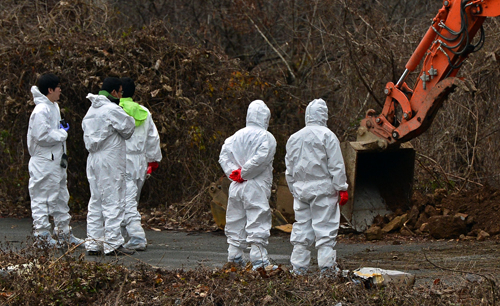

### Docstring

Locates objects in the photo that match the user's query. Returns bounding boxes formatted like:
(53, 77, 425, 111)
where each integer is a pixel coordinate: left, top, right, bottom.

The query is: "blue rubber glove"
(60, 122, 70, 132)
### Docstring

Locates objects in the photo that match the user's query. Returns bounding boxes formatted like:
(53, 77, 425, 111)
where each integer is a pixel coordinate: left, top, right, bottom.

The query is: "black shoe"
(105, 246, 136, 256)
(87, 250, 103, 256)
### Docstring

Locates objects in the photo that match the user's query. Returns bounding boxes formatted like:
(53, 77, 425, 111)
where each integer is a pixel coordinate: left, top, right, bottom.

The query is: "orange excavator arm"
(360, 0, 500, 146)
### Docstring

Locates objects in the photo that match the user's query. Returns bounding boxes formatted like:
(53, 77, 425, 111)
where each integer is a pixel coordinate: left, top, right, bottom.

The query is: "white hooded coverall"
(82, 93, 135, 254)
(27, 86, 71, 238)
(218, 100, 277, 266)
(122, 105, 162, 248)
(285, 98, 348, 271)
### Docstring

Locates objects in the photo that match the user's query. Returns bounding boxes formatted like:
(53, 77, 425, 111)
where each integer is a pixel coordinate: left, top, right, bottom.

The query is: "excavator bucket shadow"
(340, 141, 415, 232)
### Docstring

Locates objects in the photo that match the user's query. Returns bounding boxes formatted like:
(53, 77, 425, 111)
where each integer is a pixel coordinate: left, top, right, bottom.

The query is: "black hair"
(120, 77, 135, 98)
(101, 77, 122, 93)
(37, 73, 60, 95)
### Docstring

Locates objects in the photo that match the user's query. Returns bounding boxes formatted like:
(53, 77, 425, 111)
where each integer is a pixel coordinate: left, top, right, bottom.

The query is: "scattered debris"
(365, 225, 382, 241)
(351, 267, 416, 288)
(0, 260, 40, 277)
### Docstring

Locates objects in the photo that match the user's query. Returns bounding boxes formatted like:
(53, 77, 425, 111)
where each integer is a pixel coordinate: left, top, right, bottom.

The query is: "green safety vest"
(119, 97, 148, 126)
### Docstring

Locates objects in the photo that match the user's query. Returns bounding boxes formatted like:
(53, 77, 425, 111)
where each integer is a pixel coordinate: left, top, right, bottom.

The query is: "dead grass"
(0, 242, 498, 306)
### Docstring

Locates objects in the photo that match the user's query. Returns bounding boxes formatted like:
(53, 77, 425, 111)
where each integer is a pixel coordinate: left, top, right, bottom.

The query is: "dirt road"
(1, 218, 499, 289)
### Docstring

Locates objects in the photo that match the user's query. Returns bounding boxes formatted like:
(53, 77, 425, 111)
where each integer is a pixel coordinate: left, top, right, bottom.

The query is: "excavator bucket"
(340, 141, 415, 232)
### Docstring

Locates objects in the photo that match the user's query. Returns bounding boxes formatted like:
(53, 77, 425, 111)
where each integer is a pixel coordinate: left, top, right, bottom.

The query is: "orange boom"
(341, 0, 500, 231)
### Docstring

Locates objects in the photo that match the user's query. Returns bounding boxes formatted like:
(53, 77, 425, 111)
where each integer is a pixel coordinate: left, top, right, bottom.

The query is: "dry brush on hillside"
(1, 0, 500, 228)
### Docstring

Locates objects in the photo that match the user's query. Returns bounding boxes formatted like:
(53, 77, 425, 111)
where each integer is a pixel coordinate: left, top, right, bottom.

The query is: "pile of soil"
(439, 185, 500, 235)
(399, 184, 500, 238)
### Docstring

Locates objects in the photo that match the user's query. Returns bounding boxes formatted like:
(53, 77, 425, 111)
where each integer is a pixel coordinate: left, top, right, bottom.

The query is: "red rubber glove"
(339, 191, 348, 206)
(229, 169, 245, 183)
(147, 162, 159, 175)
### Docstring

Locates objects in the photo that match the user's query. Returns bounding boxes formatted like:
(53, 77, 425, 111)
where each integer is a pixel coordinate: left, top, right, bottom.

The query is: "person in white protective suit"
(27, 73, 85, 248)
(82, 77, 136, 256)
(218, 100, 277, 270)
(119, 77, 162, 251)
(285, 98, 349, 275)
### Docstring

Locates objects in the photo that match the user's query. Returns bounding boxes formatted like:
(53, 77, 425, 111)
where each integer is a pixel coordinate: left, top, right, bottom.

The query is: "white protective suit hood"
(305, 98, 328, 127)
(32, 86, 51, 106)
(86, 93, 107, 108)
(246, 100, 270, 130)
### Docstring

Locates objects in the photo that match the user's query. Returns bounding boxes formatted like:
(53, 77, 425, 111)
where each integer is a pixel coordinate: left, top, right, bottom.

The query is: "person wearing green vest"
(119, 77, 162, 251)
